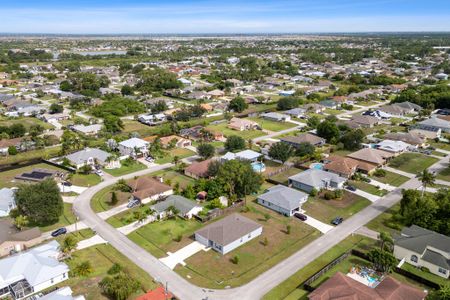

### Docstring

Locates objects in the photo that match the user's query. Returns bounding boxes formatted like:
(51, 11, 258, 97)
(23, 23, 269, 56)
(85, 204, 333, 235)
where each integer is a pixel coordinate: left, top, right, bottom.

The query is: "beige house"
(228, 117, 260, 131)
(0, 220, 43, 257)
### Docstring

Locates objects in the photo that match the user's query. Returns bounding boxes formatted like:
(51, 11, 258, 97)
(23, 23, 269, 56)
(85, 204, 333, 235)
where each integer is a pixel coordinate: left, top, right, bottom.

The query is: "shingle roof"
(281, 133, 325, 146)
(258, 185, 308, 211)
(152, 195, 200, 215)
(128, 177, 172, 200)
(289, 169, 346, 187)
(195, 213, 261, 246)
(65, 148, 110, 165)
(184, 159, 212, 178)
(347, 148, 394, 165)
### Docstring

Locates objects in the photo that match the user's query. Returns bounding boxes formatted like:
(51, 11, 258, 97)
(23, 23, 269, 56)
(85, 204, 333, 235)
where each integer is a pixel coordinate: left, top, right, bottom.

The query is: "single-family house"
(0, 138, 23, 156)
(118, 138, 149, 157)
(281, 133, 325, 148)
(195, 213, 262, 255)
(416, 116, 450, 133)
(278, 90, 295, 96)
(221, 150, 261, 163)
(384, 132, 425, 148)
(128, 177, 173, 204)
(138, 114, 167, 126)
(288, 169, 346, 193)
(158, 135, 191, 149)
(0, 188, 16, 217)
(257, 185, 308, 217)
(0, 219, 42, 257)
(302, 103, 325, 114)
(394, 225, 450, 279)
(393, 101, 422, 113)
(284, 108, 306, 118)
(184, 159, 212, 179)
(378, 105, 410, 117)
(65, 148, 116, 169)
(71, 124, 103, 136)
(319, 99, 340, 109)
(207, 89, 225, 99)
(349, 115, 379, 128)
(347, 148, 394, 166)
(0, 241, 69, 299)
(152, 195, 202, 219)
(323, 156, 377, 177)
(375, 140, 411, 154)
(260, 112, 291, 122)
(39, 286, 85, 300)
(228, 117, 260, 131)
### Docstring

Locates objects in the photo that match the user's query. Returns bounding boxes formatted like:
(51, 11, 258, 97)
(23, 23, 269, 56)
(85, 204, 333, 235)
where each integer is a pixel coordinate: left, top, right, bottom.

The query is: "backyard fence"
(266, 164, 292, 178)
(195, 200, 245, 223)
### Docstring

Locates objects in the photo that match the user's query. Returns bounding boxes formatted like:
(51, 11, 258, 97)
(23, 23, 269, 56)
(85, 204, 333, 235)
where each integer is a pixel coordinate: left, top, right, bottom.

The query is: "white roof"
(65, 148, 110, 165)
(119, 137, 149, 149)
(72, 124, 102, 134)
(376, 140, 410, 152)
(222, 150, 261, 161)
(0, 240, 69, 289)
(0, 188, 15, 212)
(41, 287, 85, 300)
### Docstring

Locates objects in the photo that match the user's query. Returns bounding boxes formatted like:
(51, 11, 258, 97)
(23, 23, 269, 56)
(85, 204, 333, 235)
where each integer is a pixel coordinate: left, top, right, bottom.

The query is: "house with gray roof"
(260, 112, 291, 122)
(65, 148, 113, 169)
(0, 240, 69, 299)
(0, 188, 16, 217)
(71, 124, 103, 136)
(288, 169, 346, 193)
(257, 185, 308, 216)
(151, 195, 202, 219)
(394, 225, 450, 279)
(416, 116, 450, 133)
(195, 213, 262, 255)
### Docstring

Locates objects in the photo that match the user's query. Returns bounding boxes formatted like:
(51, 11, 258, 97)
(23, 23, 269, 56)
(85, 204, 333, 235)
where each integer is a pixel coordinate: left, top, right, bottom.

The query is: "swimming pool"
(252, 162, 266, 172)
(310, 163, 324, 170)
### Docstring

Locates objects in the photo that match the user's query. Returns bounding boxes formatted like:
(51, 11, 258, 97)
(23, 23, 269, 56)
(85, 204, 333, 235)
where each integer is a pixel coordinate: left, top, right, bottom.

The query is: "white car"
(95, 170, 104, 176)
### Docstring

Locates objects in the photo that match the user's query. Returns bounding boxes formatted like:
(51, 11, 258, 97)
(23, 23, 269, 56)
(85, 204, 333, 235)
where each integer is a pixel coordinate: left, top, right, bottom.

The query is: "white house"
(0, 241, 69, 299)
(0, 188, 16, 217)
(288, 169, 346, 193)
(71, 124, 103, 136)
(257, 185, 308, 217)
(118, 138, 149, 157)
(138, 113, 167, 126)
(394, 225, 450, 279)
(260, 112, 291, 122)
(195, 213, 262, 255)
(65, 148, 117, 169)
(375, 140, 411, 154)
(40, 287, 85, 300)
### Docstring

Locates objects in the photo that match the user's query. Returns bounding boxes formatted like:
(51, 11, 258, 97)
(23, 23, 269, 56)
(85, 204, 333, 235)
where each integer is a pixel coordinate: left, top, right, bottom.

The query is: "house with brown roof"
(0, 219, 43, 257)
(184, 159, 212, 179)
(281, 133, 326, 148)
(0, 138, 23, 156)
(323, 155, 377, 177)
(127, 177, 173, 204)
(384, 132, 425, 147)
(309, 272, 426, 300)
(347, 148, 394, 166)
(349, 115, 379, 128)
(158, 135, 191, 149)
(195, 213, 262, 255)
(228, 117, 260, 131)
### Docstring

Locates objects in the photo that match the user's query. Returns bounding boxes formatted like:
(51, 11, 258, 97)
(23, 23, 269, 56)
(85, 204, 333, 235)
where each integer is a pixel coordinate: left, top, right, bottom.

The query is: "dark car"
(331, 217, 344, 225)
(294, 212, 308, 221)
(62, 181, 72, 187)
(346, 185, 357, 191)
(127, 199, 140, 208)
(51, 227, 67, 237)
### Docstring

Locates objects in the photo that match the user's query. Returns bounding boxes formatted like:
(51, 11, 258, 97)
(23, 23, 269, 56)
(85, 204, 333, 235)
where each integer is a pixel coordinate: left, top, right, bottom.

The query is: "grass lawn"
(429, 141, 450, 152)
(155, 148, 196, 164)
(263, 235, 377, 300)
(121, 119, 159, 136)
(324, 108, 342, 115)
(55, 228, 96, 244)
(268, 167, 303, 184)
(39, 203, 77, 232)
(366, 203, 403, 235)
(0, 162, 67, 188)
(70, 173, 101, 187)
(0, 116, 54, 131)
(91, 185, 131, 213)
(205, 122, 265, 140)
(348, 180, 388, 196)
(64, 244, 157, 300)
(174, 201, 320, 289)
(302, 192, 371, 224)
(246, 117, 297, 132)
(128, 217, 204, 258)
(150, 169, 196, 189)
(104, 161, 147, 177)
(431, 150, 447, 157)
(437, 167, 450, 182)
(0, 146, 62, 166)
(369, 170, 410, 187)
(401, 263, 449, 287)
(389, 153, 439, 174)
(106, 205, 154, 228)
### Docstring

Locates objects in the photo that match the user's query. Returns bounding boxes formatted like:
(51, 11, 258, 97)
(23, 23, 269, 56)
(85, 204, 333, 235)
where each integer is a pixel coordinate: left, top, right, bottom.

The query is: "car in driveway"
(95, 170, 104, 176)
(62, 181, 72, 187)
(51, 227, 67, 237)
(127, 199, 140, 208)
(293, 212, 307, 221)
(346, 185, 357, 191)
(331, 217, 344, 225)
(145, 156, 155, 163)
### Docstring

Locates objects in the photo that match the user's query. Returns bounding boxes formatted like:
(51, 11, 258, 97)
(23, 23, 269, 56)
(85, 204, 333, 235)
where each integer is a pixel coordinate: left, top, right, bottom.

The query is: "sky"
(1, 0, 450, 34)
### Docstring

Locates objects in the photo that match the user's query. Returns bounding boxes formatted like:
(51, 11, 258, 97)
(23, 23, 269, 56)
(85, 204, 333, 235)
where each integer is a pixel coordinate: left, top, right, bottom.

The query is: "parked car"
(127, 199, 140, 208)
(95, 170, 104, 176)
(145, 156, 154, 163)
(331, 217, 344, 225)
(346, 185, 357, 191)
(294, 212, 307, 221)
(62, 181, 72, 187)
(51, 227, 67, 237)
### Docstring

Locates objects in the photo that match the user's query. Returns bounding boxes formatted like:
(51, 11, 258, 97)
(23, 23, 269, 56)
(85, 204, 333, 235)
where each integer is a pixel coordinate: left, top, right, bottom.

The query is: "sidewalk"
(384, 166, 415, 178)
(98, 203, 129, 220)
(77, 234, 108, 250)
(117, 215, 156, 235)
(365, 178, 395, 191)
(159, 241, 209, 270)
(346, 188, 380, 203)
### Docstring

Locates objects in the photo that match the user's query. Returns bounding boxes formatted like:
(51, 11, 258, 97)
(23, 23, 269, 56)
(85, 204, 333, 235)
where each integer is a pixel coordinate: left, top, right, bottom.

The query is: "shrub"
(373, 169, 387, 177)
(286, 225, 291, 234)
(173, 234, 182, 242)
(264, 213, 271, 221)
(262, 237, 269, 246)
(107, 263, 123, 275)
(230, 255, 239, 264)
(310, 188, 318, 197)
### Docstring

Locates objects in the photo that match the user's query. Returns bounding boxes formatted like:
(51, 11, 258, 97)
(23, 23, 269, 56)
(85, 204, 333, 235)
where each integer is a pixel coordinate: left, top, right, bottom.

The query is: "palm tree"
(378, 231, 394, 252)
(418, 169, 436, 197)
(247, 139, 253, 150)
(74, 261, 93, 277)
(60, 235, 78, 258)
(172, 155, 180, 165)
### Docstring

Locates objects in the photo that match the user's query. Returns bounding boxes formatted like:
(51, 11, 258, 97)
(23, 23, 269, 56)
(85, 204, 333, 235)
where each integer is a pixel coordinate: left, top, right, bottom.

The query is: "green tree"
(121, 84, 133, 96)
(197, 143, 215, 160)
(216, 160, 263, 199)
(295, 142, 315, 157)
(60, 235, 78, 256)
(49, 103, 63, 114)
(277, 96, 300, 110)
(428, 284, 450, 300)
(14, 215, 29, 231)
(104, 115, 124, 134)
(306, 116, 320, 129)
(8, 146, 18, 155)
(99, 272, 140, 300)
(340, 129, 364, 150)
(378, 231, 394, 252)
(15, 179, 63, 226)
(225, 135, 246, 152)
(74, 261, 93, 277)
(367, 248, 397, 273)
(268, 142, 294, 164)
(228, 96, 248, 113)
(110, 191, 118, 205)
(183, 185, 196, 199)
(317, 120, 339, 143)
(417, 169, 436, 198)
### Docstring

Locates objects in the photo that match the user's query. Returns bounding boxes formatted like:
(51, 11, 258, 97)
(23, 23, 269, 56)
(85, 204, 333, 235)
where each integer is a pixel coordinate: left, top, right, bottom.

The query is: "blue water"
(252, 162, 266, 172)
(310, 163, 324, 170)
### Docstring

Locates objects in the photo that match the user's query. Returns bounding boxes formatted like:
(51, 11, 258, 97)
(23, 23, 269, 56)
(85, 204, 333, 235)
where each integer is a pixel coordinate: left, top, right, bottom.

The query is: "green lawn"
(0, 162, 67, 188)
(366, 203, 403, 234)
(175, 202, 320, 289)
(429, 141, 450, 152)
(55, 228, 96, 244)
(263, 235, 377, 300)
(437, 167, 450, 182)
(402, 262, 449, 286)
(302, 192, 371, 224)
(155, 148, 196, 164)
(70, 173, 101, 187)
(150, 169, 196, 189)
(206, 122, 265, 140)
(246, 117, 297, 132)
(324, 108, 342, 115)
(269, 167, 303, 184)
(348, 180, 388, 196)
(389, 153, 439, 174)
(0, 146, 62, 166)
(369, 170, 410, 187)
(0, 116, 54, 131)
(128, 218, 204, 258)
(39, 203, 77, 232)
(106, 205, 154, 228)
(104, 161, 147, 177)
(64, 244, 157, 300)
(121, 119, 159, 137)
(91, 185, 131, 213)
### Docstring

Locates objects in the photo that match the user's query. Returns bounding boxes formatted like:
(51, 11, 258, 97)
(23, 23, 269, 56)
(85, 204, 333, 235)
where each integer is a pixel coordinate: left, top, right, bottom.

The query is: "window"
(248, 233, 251, 238)
(411, 255, 418, 263)
(438, 268, 447, 275)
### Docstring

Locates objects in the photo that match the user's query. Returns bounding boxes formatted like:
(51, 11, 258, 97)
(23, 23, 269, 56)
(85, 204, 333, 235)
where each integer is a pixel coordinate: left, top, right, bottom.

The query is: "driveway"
(301, 214, 334, 234)
(366, 178, 395, 191)
(77, 234, 107, 250)
(346, 188, 380, 202)
(58, 183, 87, 194)
(159, 241, 209, 270)
(97, 203, 130, 220)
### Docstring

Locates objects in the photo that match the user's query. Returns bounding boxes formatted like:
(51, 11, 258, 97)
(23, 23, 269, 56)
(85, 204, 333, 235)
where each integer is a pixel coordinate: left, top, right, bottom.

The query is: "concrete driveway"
(301, 214, 334, 234)
(346, 188, 380, 202)
(58, 183, 87, 194)
(159, 241, 209, 270)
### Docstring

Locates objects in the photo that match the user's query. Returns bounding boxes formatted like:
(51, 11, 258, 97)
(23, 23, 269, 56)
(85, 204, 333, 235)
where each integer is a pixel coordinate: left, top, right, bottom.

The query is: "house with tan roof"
(158, 135, 191, 149)
(281, 133, 325, 148)
(127, 177, 173, 204)
(349, 115, 379, 128)
(228, 117, 260, 131)
(347, 148, 394, 166)
(384, 132, 425, 147)
(323, 155, 377, 177)
(184, 159, 212, 179)
(195, 213, 262, 255)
